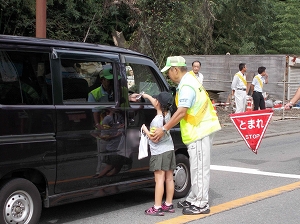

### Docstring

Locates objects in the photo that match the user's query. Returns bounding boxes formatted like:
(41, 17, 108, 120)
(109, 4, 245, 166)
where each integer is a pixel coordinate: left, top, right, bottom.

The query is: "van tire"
(173, 154, 191, 199)
(0, 178, 42, 224)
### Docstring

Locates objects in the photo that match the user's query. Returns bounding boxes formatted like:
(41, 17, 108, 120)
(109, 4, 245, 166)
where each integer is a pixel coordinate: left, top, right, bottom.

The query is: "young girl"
(141, 91, 176, 216)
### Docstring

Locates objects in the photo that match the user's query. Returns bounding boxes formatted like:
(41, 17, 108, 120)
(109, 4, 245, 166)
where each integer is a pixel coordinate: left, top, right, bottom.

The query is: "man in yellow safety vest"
(151, 56, 221, 215)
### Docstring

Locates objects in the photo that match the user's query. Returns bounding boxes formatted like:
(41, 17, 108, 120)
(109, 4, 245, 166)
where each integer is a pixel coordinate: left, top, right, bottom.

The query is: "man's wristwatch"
(162, 127, 167, 133)
(289, 101, 294, 106)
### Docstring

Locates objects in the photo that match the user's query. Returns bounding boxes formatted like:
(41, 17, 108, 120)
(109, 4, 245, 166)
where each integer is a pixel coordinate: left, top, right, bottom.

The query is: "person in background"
(191, 60, 203, 85)
(284, 86, 300, 109)
(126, 65, 135, 89)
(151, 56, 221, 215)
(141, 91, 176, 216)
(250, 66, 268, 110)
(231, 63, 247, 113)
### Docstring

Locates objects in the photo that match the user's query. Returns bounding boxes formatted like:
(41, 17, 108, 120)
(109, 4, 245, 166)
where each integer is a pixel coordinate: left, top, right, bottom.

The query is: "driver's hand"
(129, 93, 141, 102)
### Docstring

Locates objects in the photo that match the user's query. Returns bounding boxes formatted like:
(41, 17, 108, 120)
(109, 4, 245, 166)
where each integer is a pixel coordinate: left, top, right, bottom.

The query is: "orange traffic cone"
(212, 100, 217, 114)
(246, 98, 253, 111)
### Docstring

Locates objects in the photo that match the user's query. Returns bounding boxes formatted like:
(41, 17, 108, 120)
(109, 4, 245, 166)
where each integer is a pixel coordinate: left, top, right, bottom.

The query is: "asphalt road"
(39, 132, 300, 224)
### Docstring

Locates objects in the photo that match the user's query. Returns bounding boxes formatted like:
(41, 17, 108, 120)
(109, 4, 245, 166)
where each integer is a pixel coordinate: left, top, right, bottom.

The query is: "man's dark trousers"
(252, 91, 265, 110)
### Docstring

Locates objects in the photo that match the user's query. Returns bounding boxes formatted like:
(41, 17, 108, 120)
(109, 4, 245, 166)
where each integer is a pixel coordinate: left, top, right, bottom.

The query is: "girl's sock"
(154, 205, 161, 209)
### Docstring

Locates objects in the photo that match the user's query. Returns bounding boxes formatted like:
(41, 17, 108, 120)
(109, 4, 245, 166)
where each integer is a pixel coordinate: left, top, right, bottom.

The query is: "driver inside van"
(88, 65, 140, 103)
(88, 66, 114, 103)
(88, 65, 141, 129)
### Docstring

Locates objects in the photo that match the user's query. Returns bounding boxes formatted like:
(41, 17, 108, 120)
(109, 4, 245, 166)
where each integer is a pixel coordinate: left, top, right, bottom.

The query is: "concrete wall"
(181, 55, 287, 102)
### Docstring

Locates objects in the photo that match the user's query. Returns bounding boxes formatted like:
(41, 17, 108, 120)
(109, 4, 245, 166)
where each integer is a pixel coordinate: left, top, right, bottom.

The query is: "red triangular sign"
(230, 109, 273, 154)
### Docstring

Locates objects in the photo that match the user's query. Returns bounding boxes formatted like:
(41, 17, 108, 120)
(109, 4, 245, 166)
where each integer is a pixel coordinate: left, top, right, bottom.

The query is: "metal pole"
(282, 56, 289, 119)
(36, 0, 46, 38)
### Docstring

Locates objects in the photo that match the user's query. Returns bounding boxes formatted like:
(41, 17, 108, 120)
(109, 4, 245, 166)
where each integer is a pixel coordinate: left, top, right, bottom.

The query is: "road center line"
(156, 181, 300, 224)
(211, 165, 300, 179)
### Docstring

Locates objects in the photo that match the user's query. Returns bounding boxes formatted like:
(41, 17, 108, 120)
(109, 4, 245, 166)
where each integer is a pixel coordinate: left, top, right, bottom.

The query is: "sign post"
(230, 109, 273, 154)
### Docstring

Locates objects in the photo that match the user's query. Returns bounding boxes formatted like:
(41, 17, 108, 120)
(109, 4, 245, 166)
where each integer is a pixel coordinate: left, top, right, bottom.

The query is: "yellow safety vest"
(90, 86, 105, 101)
(188, 70, 202, 86)
(175, 73, 221, 145)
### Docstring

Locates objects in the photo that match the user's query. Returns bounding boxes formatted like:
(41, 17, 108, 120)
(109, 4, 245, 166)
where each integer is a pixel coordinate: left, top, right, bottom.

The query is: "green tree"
(47, 0, 135, 44)
(1, 0, 299, 57)
(128, 0, 217, 68)
(212, 0, 274, 54)
(0, 0, 137, 46)
(268, 0, 300, 55)
(0, 0, 35, 36)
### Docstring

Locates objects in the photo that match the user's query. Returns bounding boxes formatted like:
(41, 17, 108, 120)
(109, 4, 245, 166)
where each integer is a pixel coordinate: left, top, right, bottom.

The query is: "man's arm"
(265, 73, 269, 84)
(231, 75, 238, 91)
(250, 76, 256, 94)
(150, 107, 188, 142)
(231, 75, 238, 96)
(285, 87, 300, 109)
(249, 84, 254, 95)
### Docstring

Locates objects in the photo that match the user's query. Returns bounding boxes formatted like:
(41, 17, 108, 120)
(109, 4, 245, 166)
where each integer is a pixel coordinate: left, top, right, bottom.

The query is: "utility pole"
(36, 0, 46, 38)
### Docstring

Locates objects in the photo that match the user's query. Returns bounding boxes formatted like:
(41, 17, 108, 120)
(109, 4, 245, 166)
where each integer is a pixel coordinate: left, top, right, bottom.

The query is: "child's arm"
(141, 93, 156, 107)
(141, 124, 152, 138)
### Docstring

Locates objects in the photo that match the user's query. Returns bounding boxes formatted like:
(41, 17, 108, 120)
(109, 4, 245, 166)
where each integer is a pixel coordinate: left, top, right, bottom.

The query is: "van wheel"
(0, 178, 42, 224)
(173, 154, 191, 198)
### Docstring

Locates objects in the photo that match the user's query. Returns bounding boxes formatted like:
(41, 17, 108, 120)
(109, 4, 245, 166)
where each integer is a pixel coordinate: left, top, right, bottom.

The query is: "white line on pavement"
(211, 165, 300, 179)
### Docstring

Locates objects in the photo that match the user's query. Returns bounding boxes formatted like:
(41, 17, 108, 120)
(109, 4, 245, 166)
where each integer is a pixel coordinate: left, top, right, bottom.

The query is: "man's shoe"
(182, 204, 210, 215)
(177, 200, 191, 208)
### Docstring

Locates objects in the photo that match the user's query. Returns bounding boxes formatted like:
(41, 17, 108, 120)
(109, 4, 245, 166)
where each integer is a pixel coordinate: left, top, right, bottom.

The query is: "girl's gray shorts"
(149, 150, 176, 171)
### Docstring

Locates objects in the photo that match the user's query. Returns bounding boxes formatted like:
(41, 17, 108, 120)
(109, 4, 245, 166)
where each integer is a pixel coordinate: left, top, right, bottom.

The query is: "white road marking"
(211, 165, 300, 179)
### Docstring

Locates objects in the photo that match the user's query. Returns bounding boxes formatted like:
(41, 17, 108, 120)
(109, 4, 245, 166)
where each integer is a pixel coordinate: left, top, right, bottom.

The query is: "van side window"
(126, 63, 160, 102)
(0, 50, 52, 105)
(61, 59, 115, 104)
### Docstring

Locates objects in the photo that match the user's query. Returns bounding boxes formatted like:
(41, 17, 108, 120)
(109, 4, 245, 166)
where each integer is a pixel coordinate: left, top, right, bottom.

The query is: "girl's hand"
(141, 124, 146, 131)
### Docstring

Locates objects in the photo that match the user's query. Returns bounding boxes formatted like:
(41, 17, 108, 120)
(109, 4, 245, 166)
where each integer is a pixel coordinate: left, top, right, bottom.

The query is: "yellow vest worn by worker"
(90, 86, 105, 101)
(175, 73, 221, 145)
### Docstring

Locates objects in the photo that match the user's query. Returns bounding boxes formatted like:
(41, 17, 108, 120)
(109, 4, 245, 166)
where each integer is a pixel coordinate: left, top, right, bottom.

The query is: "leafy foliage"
(0, 0, 35, 36)
(46, 0, 135, 44)
(212, 0, 274, 54)
(129, 0, 190, 66)
(0, 0, 299, 61)
(267, 0, 300, 55)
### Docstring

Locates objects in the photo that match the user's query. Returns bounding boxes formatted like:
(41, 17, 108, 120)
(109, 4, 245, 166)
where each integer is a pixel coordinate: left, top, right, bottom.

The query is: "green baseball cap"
(161, 56, 187, 72)
(100, 68, 113, 80)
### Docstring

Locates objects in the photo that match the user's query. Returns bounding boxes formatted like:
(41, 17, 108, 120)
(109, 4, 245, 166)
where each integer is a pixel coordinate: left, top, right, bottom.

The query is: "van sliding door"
(51, 49, 128, 196)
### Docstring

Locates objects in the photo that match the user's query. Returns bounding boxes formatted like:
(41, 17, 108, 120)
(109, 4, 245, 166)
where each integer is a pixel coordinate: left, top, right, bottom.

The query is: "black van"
(0, 35, 190, 224)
